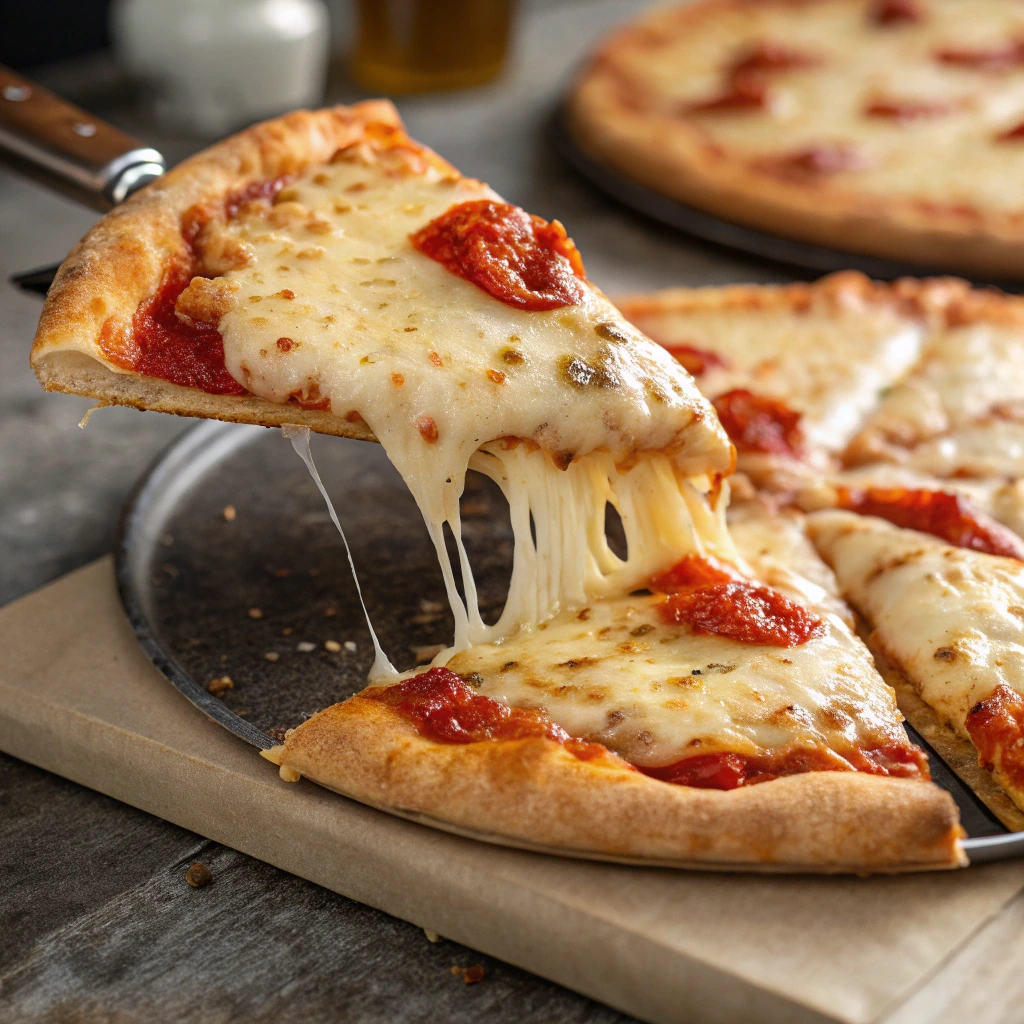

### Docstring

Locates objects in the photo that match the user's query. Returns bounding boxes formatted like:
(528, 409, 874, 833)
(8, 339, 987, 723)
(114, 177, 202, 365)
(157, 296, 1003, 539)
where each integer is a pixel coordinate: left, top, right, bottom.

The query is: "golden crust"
(567, 1, 1024, 280)
(31, 101, 415, 442)
(264, 694, 966, 873)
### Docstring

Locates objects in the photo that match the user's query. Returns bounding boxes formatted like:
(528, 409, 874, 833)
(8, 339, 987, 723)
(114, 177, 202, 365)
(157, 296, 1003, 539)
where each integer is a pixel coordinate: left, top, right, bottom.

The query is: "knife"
(0, 63, 166, 296)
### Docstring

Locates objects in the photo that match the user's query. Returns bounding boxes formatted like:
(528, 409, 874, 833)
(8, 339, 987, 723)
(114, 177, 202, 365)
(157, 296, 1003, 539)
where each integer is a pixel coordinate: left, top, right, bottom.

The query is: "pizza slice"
(808, 509, 1024, 818)
(267, 505, 962, 871)
(844, 283, 1024, 479)
(616, 273, 925, 491)
(32, 102, 963, 871)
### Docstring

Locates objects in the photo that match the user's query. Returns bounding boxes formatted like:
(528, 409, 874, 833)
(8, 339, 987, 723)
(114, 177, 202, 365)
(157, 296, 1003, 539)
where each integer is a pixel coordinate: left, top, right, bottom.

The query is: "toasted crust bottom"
(31, 101, 407, 443)
(566, 1, 1024, 280)
(264, 694, 966, 873)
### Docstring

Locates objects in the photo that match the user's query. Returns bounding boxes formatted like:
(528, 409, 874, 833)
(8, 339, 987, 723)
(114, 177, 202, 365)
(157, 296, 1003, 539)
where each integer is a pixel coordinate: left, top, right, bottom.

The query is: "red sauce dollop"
(410, 200, 586, 311)
(685, 72, 770, 113)
(712, 388, 804, 457)
(864, 99, 953, 120)
(997, 119, 1024, 141)
(965, 683, 1024, 792)
(649, 554, 825, 647)
(836, 486, 1024, 560)
(731, 41, 819, 74)
(640, 741, 929, 789)
(935, 42, 1024, 71)
(662, 343, 731, 376)
(364, 667, 607, 760)
(871, 0, 924, 25)
(130, 262, 246, 395)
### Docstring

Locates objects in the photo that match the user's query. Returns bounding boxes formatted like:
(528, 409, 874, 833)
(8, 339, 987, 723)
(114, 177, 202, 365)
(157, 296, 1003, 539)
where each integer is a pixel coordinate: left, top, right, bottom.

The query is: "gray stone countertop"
(0, 2, 788, 1019)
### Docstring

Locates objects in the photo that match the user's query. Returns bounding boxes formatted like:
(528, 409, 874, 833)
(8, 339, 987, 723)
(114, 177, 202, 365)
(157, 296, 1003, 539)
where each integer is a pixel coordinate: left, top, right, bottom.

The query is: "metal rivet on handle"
(2, 85, 32, 102)
(72, 122, 97, 137)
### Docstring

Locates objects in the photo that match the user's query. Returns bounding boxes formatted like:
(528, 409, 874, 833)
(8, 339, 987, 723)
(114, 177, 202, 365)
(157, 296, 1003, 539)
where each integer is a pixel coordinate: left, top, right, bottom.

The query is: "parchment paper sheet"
(1, 559, 1022, 1024)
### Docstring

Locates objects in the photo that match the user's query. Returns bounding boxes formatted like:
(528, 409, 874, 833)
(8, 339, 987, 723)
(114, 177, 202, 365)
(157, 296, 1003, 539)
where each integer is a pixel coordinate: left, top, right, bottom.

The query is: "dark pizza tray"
(116, 420, 1024, 865)
(550, 104, 1024, 291)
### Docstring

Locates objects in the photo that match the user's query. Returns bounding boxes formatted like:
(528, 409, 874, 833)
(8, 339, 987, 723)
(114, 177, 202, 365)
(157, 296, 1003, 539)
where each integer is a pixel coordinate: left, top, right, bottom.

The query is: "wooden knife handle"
(0, 64, 164, 210)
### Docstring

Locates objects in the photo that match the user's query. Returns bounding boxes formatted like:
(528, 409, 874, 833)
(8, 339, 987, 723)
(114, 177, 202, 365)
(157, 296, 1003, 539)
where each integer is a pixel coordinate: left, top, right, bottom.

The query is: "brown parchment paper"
(1, 558, 1023, 1024)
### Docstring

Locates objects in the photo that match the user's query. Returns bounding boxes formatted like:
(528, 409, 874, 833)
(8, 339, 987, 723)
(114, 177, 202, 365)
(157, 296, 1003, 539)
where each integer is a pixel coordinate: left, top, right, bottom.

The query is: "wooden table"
(3, 3, 1019, 1022)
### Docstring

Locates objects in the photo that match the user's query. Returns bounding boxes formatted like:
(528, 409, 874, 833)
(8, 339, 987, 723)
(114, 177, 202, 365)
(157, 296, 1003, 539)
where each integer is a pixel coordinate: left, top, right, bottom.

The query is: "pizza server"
(0, 63, 164, 295)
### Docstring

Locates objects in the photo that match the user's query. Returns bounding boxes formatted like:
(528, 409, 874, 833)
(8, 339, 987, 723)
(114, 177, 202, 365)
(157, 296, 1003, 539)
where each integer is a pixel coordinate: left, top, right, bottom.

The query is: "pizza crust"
(567, 0, 1024, 280)
(31, 101, 415, 443)
(263, 694, 966, 873)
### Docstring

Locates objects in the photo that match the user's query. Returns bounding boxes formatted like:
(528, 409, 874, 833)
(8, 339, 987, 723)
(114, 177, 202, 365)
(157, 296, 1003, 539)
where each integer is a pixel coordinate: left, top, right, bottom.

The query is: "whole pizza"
(31, 100, 1024, 873)
(567, 0, 1024, 277)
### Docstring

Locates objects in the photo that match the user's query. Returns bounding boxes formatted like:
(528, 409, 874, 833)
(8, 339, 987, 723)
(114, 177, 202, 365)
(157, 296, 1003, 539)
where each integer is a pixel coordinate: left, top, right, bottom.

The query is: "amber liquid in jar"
(350, 0, 516, 94)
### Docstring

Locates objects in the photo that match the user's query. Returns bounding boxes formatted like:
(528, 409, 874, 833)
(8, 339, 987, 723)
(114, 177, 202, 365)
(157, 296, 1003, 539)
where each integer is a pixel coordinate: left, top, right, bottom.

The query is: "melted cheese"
(446, 509, 902, 767)
(624, 0, 1024, 212)
(808, 509, 1024, 732)
(203, 144, 732, 662)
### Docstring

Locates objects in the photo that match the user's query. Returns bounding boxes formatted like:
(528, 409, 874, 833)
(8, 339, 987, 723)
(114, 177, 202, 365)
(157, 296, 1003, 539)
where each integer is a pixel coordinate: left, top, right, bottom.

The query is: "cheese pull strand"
(284, 425, 398, 682)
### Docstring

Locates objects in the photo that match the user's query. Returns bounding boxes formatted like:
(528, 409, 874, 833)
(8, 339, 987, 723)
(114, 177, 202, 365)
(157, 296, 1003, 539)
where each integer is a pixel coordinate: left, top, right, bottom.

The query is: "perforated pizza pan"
(550, 103, 1024, 291)
(116, 420, 1024, 867)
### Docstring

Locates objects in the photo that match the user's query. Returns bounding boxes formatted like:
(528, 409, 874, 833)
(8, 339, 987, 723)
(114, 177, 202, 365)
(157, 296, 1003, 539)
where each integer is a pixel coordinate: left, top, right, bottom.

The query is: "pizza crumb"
(222, 505, 237, 522)
(451, 964, 485, 985)
(324, 606, 337, 617)
(274, 568, 291, 578)
(279, 765, 301, 783)
(248, 607, 264, 619)
(185, 863, 213, 888)
(266, 726, 288, 742)
(208, 675, 233, 696)
(297, 641, 316, 652)
(414, 643, 446, 664)
(423, 929, 441, 943)
(264, 651, 280, 662)
(282, 627, 294, 636)
(344, 640, 357, 652)
(324, 640, 342, 652)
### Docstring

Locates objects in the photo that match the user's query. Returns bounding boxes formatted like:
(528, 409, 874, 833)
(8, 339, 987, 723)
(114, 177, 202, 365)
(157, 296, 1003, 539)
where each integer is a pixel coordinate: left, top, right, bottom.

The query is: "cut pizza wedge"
(808, 509, 1024, 818)
(616, 273, 926, 491)
(266, 508, 964, 872)
(844, 283, 1024, 478)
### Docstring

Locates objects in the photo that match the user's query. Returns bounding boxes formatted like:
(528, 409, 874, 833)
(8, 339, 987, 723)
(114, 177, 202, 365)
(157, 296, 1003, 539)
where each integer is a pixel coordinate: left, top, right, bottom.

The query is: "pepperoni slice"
(661, 343, 731, 376)
(997, 119, 1024, 141)
(364, 667, 607, 760)
(411, 200, 586, 311)
(965, 683, 1024, 792)
(712, 388, 805, 457)
(835, 487, 1024, 560)
(640, 741, 929, 789)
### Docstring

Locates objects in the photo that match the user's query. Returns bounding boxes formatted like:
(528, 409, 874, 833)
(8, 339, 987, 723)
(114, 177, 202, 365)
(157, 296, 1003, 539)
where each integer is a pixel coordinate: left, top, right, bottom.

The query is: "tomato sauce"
(871, 0, 924, 25)
(129, 262, 246, 395)
(965, 683, 1024, 792)
(662, 343, 731, 376)
(410, 199, 586, 311)
(936, 42, 1024, 71)
(364, 667, 607, 760)
(836, 486, 1024, 560)
(685, 73, 770, 113)
(712, 388, 804, 457)
(639, 741, 929, 790)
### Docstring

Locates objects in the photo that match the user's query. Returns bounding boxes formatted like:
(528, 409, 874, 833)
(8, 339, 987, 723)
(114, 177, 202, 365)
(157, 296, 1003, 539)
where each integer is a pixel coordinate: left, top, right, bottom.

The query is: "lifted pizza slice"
(808, 509, 1024, 818)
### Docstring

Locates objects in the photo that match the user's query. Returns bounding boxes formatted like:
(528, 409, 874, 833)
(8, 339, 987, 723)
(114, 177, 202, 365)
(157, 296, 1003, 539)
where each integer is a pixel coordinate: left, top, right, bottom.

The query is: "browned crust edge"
(567, 0, 1024, 280)
(30, 100, 420, 442)
(264, 694, 966, 873)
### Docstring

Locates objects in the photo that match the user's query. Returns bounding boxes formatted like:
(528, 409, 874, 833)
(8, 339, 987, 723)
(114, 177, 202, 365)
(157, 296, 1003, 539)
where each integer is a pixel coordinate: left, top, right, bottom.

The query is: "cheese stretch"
(193, 137, 911, 768)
